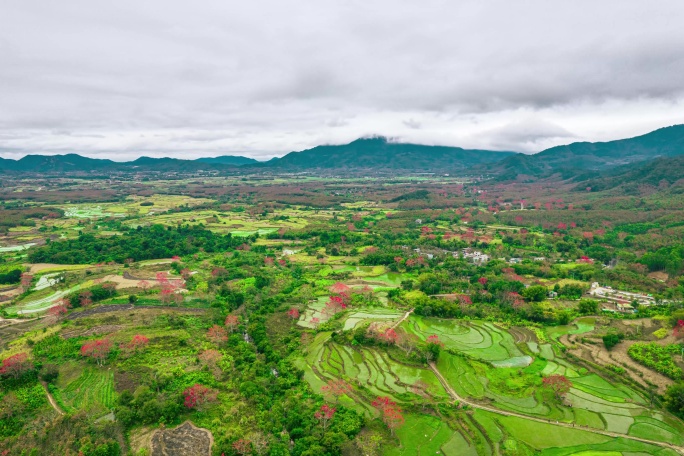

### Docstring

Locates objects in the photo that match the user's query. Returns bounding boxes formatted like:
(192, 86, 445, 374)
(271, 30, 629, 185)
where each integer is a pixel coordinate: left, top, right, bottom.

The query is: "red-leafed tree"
(81, 339, 113, 366)
(380, 328, 398, 345)
(314, 404, 336, 430)
(325, 295, 347, 315)
(47, 302, 69, 322)
(330, 282, 350, 295)
(225, 315, 239, 333)
(0, 353, 33, 379)
(232, 439, 252, 456)
(183, 384, 218, 410)
(79, 290, 93, 307)
(129, 334, 149, 351)
(287, 307, 300, 321)
(310, 317, 320, 329)
(673, 320, 684, 338)
(321, 379, 352, 403)
(478, 277, 488, 286)
(264, 256, 275, 266)
(171, 255, 181, 262)
(372, 396, 404, 434)
(207, 325, 228, 344)
(542, 374, 572, 400)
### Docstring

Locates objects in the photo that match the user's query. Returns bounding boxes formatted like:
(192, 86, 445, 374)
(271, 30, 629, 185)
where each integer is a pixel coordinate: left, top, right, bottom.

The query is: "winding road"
(428, 362, 684, 455)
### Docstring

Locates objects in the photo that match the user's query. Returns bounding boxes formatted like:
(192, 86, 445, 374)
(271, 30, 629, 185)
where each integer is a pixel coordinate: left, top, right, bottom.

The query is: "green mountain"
(580, 155, 684, 193)
(264, 137, 515, 171)
(196, 155, 259, 166)
(484, 124, 684, 181)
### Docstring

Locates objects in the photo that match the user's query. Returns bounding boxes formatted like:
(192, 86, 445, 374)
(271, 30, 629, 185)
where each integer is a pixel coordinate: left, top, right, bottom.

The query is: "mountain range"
(1, 125, 684, 184)
(481, 124, 684, 181)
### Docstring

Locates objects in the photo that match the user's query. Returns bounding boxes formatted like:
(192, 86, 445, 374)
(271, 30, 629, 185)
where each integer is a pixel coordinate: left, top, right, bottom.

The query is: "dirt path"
(428, 362, 684, 455)
(390, 308, 413, 330)
(41, 382, 64, 416)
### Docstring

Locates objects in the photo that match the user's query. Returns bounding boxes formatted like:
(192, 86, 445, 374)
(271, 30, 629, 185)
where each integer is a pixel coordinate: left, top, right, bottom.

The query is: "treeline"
(0, 206, 63, 232)
(28, 225, 249, 264)
(0, 268, 22, 285)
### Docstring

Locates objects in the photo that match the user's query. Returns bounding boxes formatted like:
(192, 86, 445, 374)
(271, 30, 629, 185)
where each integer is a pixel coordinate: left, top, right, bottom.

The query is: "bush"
(602, 333, 623, 350)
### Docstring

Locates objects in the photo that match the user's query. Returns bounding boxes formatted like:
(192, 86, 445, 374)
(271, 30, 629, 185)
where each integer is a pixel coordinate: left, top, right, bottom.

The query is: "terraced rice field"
(342, 308, 403, 330)
(405, 316, 526, 363)
(54, 367, 116, 415)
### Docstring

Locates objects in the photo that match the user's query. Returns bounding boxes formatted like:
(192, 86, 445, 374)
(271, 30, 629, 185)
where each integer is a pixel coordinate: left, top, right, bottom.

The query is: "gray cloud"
(1, 0, 684, 159)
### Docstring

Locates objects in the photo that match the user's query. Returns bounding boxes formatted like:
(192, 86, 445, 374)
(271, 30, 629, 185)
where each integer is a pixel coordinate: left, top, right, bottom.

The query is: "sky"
(1, 1, 684, 161)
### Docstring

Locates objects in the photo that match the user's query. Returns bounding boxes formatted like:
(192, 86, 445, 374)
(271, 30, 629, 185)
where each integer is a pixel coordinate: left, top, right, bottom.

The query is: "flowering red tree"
(0, 353, 33, 379)
(673, 320, 684, 338)
(225, 315, 239, 333)
(310, 317, 320, 329)
(321, 379, 352, 402)
(330, 282, 350, 295)
(171, 255, 181, 262)
(129, 334, 149, 351)
(180, 268, 192, 280)
(264, 256, 275, 266)
(232, 439, 252, 456)
(79, 290, 94, 307)
(81, 339, 113, 366)
(478, 277, 488, 286)
(47, 302, 69, 322)
(183, 384, 218, 410)
(380, 328, 398, 345)
(287, 307, 300, 321)
(542, 374, 572, 400)
(372, 396, 404, 434)
(207, 325, 228, 344)
(314, 404, 336, 430)
(325, 295, 347, 315)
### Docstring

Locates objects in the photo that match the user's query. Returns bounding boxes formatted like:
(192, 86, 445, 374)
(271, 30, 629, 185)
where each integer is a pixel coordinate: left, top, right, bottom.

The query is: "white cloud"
(1, 0, 684, 159)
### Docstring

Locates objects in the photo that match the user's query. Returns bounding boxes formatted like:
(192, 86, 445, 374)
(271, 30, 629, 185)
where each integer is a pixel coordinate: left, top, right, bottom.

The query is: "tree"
(380, 328, 398, 345)
(602, 333, 623, 350)
(310, 317, 320, 329)
(522, 285, 548, 302)
(232, 439, 252, 456)
(372, 396, 404, 434)
(225, 315, 239, 333)
(330, 282, 350, 294)
(199, 349, 223, 379)
(47, 302, 69, 322)
(81, 339, 113, 366)
(207, 325, 228, 344)
(120, 334, 149, 358)
(183, 384, 218, 410)
(578, 299, 598, 315)
(426, 335, 443, 361)
(79, 290, 94, 307)
(0, 353, 33, 379)
(314, 404, 336, 430)
(664, 382, 684, 417)
(321, 379, 352, 402)
(542, 374, 572, 400)
(287, 307, 300, 322)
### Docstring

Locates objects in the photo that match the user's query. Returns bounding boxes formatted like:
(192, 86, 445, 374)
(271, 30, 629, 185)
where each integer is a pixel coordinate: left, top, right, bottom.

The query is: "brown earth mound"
(151, 421, 213, 456)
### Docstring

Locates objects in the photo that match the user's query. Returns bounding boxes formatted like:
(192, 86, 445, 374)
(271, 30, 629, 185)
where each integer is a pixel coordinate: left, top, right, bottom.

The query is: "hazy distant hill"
(196, 155, 259, 166)
(484, 124, 684, 181)
(264, 137, 515, 171)
(0, 154, 244, 174)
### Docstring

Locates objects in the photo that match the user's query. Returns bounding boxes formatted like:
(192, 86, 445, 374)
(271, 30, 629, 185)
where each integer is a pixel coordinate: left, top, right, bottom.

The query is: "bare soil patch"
(151, 421, 213, 456)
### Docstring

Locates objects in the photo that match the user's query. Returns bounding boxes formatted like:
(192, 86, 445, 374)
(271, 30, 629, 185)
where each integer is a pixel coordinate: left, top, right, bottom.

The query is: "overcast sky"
(2, 1, 684, 161)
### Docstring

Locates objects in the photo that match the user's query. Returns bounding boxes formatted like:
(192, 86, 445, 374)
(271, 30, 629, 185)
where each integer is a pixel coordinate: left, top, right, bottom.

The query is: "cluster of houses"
(589, 282, 656, 313)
